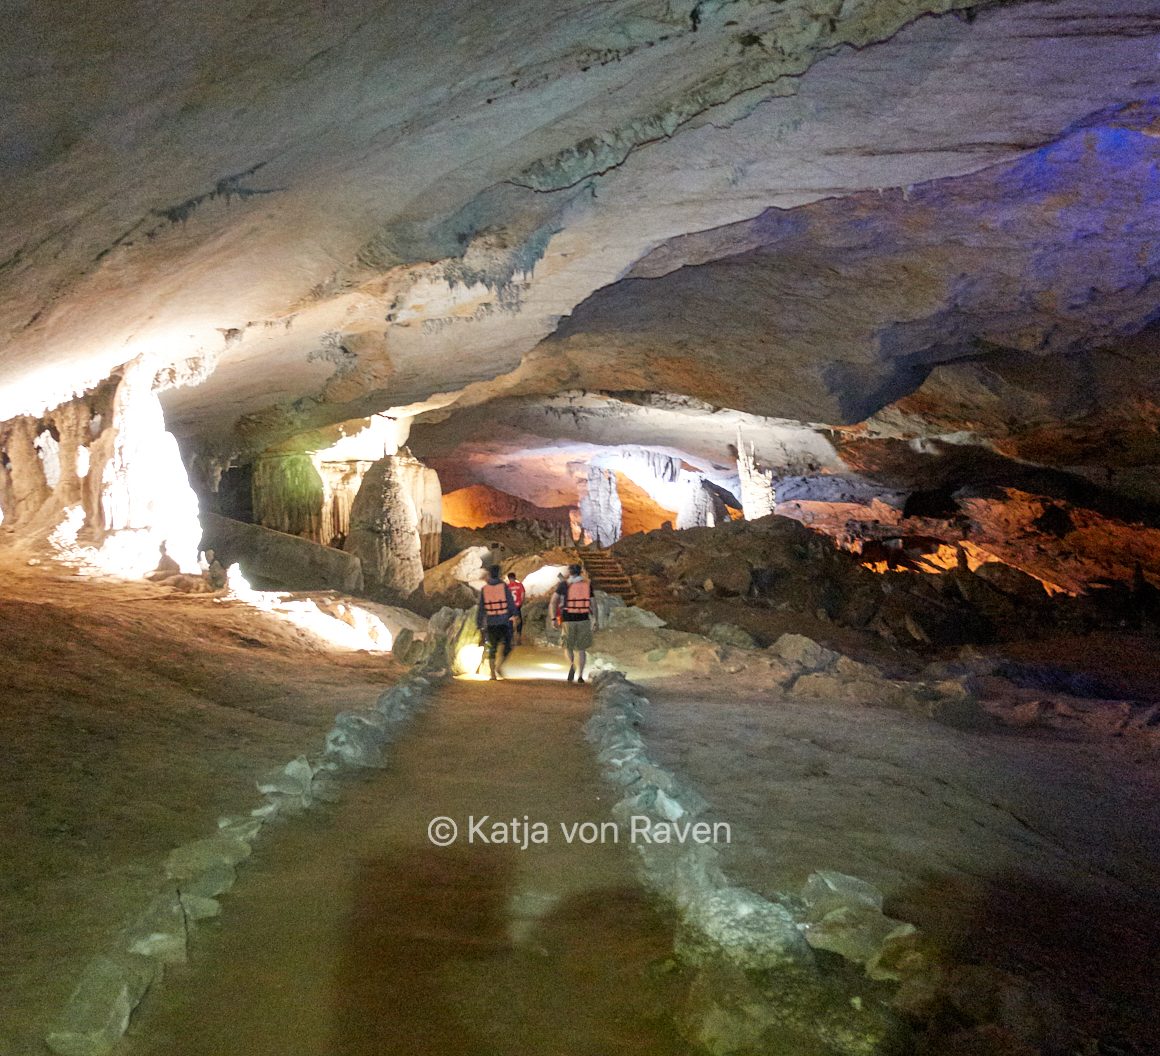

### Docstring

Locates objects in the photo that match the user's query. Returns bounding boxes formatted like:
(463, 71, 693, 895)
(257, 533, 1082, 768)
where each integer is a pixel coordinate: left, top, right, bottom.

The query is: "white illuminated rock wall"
(0, 357, 202, 575)
(736, 427, 777, 520)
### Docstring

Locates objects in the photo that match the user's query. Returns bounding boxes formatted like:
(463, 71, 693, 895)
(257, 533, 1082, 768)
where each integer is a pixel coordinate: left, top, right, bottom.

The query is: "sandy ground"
(634, 664, 1160, 1051)
(122, 658, 689, 1056)
(0, 558, 401, 1056)
(6, 553, 1160, 1055)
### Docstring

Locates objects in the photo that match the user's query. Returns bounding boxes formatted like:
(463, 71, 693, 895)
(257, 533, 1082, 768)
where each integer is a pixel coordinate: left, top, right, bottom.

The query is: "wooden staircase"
(579, 548, 637, 604)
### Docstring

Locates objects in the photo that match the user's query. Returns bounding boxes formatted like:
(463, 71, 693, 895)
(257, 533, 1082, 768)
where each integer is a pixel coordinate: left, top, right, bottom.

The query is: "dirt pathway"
(0, 561, 404, 1056)
(125, 649, 691, 1056)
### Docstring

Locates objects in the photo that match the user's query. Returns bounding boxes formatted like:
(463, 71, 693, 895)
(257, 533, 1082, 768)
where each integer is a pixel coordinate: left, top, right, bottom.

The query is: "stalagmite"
(394, 451, 443, 569)
(0, 360, 201, 575)
(345, 455, 425, 596)
(579, 465, 622, 547)
(100, 358, 202, 572)
(736, 427, 777, 520)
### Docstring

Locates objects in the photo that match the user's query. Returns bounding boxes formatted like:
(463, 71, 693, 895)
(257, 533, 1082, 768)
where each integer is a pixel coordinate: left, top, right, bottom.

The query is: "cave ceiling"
(3, 0, 1160, 502)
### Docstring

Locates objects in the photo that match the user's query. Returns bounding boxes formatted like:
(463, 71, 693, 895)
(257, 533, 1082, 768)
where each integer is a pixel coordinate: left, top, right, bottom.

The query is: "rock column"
(251, 455, 326, 541)
(579, 466, 622, 547)
(736, 427, 777, 520)
(345, 455, 425, 596)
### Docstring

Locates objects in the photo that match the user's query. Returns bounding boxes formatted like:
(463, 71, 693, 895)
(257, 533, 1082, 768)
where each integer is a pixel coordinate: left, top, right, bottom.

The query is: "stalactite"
(318, 459, 376, 545)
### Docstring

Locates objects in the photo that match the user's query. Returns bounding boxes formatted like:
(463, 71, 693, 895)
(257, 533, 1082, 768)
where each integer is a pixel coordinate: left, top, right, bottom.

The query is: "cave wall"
(0, 359, 201, 573)
(442, 483, 573, 537)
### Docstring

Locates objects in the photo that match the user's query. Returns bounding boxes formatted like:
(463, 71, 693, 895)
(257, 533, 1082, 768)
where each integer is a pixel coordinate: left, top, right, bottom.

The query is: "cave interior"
(3, 2, 1160, 1056)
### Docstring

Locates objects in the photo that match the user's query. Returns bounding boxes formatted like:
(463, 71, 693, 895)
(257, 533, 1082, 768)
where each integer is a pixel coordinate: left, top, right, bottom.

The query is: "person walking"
(506, 571, 526, 645)
(476, 564, 517, 680)
(548, 563, 598, 684)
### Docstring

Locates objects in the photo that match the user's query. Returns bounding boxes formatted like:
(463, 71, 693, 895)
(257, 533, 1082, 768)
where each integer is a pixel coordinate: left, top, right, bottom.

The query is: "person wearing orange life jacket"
(548, 563, 599, 684)
(476, 564, 517, 680)
(506, 572, 526, 645)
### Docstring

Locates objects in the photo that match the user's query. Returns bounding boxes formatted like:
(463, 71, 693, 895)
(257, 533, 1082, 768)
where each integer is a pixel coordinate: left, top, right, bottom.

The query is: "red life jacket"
(481, 581, 509, 617)
(563, 579, 591, 615)
(508, 580, 525, 607)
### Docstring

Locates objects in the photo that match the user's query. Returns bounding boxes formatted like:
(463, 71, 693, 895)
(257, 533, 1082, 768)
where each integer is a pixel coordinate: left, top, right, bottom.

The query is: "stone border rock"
(586, 659, 1067, 1055)
(45, 627, 454, 1056)
(585, 669, 915, 1056)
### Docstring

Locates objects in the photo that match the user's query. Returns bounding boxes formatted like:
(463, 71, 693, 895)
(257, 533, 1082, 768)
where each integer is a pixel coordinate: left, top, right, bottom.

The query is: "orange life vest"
(563, 579, 592, 616)
(481, 581, 509, 617)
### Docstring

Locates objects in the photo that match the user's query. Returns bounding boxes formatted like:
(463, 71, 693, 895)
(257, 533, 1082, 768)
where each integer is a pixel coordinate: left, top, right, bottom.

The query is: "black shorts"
(484, 624, 512, 655)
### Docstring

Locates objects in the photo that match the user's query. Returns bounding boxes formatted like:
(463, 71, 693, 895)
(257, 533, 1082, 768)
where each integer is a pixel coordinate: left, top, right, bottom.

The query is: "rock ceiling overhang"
(2, 0, 1159, 477)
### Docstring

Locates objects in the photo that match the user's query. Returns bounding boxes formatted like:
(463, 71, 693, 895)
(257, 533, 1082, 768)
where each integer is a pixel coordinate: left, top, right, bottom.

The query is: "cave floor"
(636, 666, 1160, 1051)
(0, 558, 399, 1056)
(124, 663, 690, 1056)
(4, 557, 1160, 1054)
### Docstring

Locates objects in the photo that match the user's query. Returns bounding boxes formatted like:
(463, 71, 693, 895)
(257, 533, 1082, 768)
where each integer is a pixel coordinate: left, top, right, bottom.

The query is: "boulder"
(180, 861, 236, 898)
(678, 887, 814, 972)
(391, 626, 414, 661)
(804, 905, 917, 971)
(46, 953, 159, 1056)
(165, 833, 252, 881)
(767, 634, 839, 672)
(801, 870, 884, 916)
(325, 710, 389, 768)
(254, 755, 315, 811)
(707, 623, 757, 649)
(606, 605, 667, 630)
(420, 545, 490, 600)
(126, 888, 188, 964)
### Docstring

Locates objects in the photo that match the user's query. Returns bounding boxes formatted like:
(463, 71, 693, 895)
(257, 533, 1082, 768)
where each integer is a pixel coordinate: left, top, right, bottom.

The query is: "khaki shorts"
(562, 619, 594, 651)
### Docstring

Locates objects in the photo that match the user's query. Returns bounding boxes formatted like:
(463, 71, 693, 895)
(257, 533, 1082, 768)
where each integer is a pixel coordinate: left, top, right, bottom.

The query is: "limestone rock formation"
(736, 428, 776, 521)
(0, 359, 201, 574)
(394, 451, 443, 569)
(579, 466, 623, 547)
(345, 456, 425, 597)
(251, 454, 325, 541)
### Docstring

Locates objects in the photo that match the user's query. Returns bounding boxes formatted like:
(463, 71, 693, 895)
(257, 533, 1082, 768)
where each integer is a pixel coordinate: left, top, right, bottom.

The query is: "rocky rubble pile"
(768, 634, 986, 729)
(611, 514, 1098, 649)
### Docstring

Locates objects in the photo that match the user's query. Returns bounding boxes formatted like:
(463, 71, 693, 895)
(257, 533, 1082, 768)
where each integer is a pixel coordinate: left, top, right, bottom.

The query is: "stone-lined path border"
(586, 669, 913, 1056)
(45, 629, 455, 1056)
